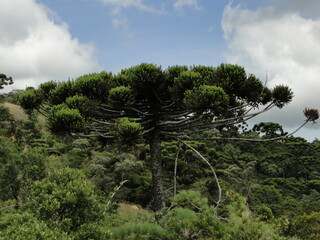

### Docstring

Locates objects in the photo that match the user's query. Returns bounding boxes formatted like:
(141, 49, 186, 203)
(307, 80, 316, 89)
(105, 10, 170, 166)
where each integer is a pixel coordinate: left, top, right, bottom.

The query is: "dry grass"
(1, 102, 28, 121)
(118, 203, 153, 221)
(0, 102, 46, 123)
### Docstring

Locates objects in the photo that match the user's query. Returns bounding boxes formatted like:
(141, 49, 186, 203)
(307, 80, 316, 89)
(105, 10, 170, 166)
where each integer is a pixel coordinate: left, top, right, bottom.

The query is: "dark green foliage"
(158, 190, 282, 240)
(0, 105, 13, 122)
(160, 207, 201, 239)
(223, 192, 278, 240)
(0, 212, 71, 240)
(249, 184, 282, 207)
(290, 212, 320, 239)
(3, 66, 313, 239)
(260, 87, 273, 104)
(166, 65, 189, 83)
(48, 80, 75, 105)
(123, 63, 166, 101)
(213, 64, 247, 94)
(0, 136, 20, 201)
(253, 122, 286, 137)
(73, 72, 112, 101)
(300, 189, 320, 214)
(115, 118, 143, 146)
(108, 86, 134, 106)
(0, 137, 46, 203)
(238, 74, 264, 103)
(170, 190, 211, 212)
(109, 222, 166, 239)
(256, 204, 275, 222)
(160, 190, 223, 239)
(223, 160, 256, 197)
(88, 151, 117, 192)
(88, 151, 152, 205)
(39, 81, 57, 98)
(272, 85, 293, 108)
(18, 88, 42, 111)
(0, 73, 13, 90)
(184, 85, 229, 113)
(190, 65, 216, 85)
(17, 62, 297, 212)
(60, 149, 89, 169)
(0, 118, 319, 239)
(47, 104, 85, 132)
(29, 168, 104, 232)
(170, 70, 202, 97)
(0, 163, 20, 201)
(161, 141, 210, 188)
(65, 94, 93, 115)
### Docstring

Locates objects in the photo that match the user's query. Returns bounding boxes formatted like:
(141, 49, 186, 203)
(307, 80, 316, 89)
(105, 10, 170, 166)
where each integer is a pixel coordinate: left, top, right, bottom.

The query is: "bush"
(29, 168, 105, 235)
(109, 222, 166, 240)
(0, 212, 70, 240)
(290, 212, 320, 240)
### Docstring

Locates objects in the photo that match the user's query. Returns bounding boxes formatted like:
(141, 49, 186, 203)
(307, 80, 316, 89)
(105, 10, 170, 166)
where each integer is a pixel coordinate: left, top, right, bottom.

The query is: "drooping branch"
(106, 180, 128, 209)
(173, 143, 181, 197)
(174, 104, 275, 135)
(179, 140, 222, 207)
(179, 119, 311, 142)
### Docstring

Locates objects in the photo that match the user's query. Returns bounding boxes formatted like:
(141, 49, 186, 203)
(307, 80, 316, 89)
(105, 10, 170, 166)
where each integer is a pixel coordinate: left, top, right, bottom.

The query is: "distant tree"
(253, 122, 286, 138)
(19, 63, 297, 210)
(0, 74, 13, 90)
(0, 74, 14, 125)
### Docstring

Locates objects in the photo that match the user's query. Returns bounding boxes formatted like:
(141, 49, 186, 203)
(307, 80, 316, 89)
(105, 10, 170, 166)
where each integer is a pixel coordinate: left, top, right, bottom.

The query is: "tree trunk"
(149, 127, 165, 211)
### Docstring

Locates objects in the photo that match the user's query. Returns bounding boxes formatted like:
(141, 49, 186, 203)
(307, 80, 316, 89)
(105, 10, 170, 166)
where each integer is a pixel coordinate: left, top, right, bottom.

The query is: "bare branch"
(173, 143, 181, 197)
(179, 140, 222, 207)
(180, 120, 310, 142)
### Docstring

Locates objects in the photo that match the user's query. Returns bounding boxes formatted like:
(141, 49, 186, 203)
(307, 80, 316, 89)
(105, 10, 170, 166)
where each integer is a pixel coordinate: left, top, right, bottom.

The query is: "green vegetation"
(0, 67, 319, 239)
(18, 63, 295, 211)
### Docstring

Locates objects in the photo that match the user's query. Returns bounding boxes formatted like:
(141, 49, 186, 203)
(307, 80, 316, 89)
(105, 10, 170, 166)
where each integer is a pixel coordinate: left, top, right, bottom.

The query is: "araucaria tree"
(0, 74, 13, 90)
(20, 63, 295, 210)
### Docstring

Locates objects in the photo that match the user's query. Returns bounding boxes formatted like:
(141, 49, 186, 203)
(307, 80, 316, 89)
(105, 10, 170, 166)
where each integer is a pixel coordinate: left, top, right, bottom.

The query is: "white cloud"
(99, 0, 157, 13)
(0, 0, 101, 92)
(98, 0, 161, 32)
(222, 4, 320, 138)
(112, 16, 128, 29)
(174, 0, 202, 10)
(267, 0, 320, 19)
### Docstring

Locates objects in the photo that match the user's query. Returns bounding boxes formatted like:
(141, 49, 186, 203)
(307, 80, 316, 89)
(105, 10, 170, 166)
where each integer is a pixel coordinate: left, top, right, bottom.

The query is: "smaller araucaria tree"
(19, 63, 313, 210)
(0, 74, 13, 90)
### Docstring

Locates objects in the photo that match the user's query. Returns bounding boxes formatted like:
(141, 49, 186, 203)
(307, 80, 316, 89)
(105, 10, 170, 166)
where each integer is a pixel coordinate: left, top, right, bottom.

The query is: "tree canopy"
(0, 74, 13, 90)
(19, 63, 295, 210)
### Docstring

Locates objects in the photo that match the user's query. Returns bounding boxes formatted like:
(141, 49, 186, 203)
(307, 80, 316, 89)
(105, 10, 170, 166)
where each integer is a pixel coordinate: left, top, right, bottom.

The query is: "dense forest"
(0, 65, 320, 239)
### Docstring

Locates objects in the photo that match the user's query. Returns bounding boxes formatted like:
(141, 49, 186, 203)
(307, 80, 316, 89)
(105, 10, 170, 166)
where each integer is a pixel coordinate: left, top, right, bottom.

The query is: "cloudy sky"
(1, 0, 320, 140)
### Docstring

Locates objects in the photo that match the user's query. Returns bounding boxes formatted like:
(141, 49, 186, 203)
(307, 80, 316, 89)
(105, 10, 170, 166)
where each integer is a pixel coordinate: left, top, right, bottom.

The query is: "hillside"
(0, 102, 45, 123)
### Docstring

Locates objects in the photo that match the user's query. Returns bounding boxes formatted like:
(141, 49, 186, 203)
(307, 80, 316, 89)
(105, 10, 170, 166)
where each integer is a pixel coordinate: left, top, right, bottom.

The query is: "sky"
(1, 0, 320, 141)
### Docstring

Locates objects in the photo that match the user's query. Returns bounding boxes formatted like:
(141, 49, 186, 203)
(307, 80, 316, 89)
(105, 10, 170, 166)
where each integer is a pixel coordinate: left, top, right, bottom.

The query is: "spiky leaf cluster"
(18, 63, 293, 142)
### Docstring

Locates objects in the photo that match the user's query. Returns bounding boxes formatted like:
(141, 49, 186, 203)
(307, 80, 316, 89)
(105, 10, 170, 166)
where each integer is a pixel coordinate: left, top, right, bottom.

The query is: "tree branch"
(180, 120, 310, 142)
(178, 140, 221, 206)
